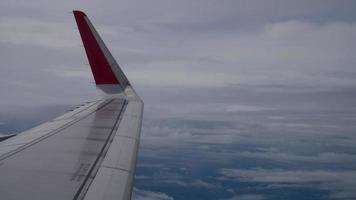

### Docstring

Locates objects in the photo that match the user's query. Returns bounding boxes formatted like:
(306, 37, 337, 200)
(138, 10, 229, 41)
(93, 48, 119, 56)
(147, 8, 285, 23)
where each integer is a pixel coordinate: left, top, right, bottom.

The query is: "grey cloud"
(222, 194, 265, 200)
(124, 20, 356, 89)
(0, 17, 77, 48)
(1, 1, 356, 109)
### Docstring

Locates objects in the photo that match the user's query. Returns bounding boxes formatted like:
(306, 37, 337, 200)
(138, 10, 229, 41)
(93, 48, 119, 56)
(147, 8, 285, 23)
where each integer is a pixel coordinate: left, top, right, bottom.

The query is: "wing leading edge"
(0, 11, 143, 200)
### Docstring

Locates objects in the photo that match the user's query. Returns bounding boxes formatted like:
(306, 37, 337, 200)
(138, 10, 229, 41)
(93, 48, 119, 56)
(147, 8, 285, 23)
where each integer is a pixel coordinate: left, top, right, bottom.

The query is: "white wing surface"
(0, 10, 143, 200)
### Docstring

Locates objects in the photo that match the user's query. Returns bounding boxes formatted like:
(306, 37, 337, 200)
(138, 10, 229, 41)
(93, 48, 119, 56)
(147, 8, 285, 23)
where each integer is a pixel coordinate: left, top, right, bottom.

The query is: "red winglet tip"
(73, 10, 120, 85)
(73, 10, 86, 17)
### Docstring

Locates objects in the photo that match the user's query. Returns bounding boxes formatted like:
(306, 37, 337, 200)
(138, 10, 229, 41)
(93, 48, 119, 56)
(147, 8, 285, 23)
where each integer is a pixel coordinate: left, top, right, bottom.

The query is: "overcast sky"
(1, 1, 356, 199)
(0, 0, 356, 108)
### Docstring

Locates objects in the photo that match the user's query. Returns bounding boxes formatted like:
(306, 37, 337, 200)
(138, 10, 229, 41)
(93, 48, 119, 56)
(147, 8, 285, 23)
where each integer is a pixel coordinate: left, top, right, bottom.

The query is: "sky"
(0, 1, 356, 200)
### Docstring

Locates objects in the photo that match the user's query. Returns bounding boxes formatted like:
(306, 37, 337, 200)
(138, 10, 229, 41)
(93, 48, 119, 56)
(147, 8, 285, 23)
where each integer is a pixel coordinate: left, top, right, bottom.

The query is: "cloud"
(49, 66, 92, 79)
(128, 68, 239, 88)
(0, 17, 76, 48)
(133, 188, 174, 200)
(233, 149, 356, 164)
(223, 194, 265, 200)
(220, 168, 356, 199)
(0, 16, 121, 50)
(140, 117, 243, 147)
(1, 3, 356, 109)
(1, 2, 356, 200)
(123, 20, 356, 90)
(161, 179, 220, 190)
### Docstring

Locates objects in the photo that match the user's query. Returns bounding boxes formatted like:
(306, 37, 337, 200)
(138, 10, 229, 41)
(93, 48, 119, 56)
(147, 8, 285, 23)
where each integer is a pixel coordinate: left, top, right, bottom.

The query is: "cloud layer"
(1, 1, 356, 200)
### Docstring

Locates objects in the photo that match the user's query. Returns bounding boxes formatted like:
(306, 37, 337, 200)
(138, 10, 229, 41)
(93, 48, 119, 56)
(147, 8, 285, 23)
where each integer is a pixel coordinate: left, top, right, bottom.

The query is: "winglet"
(73, 10, 130, 90)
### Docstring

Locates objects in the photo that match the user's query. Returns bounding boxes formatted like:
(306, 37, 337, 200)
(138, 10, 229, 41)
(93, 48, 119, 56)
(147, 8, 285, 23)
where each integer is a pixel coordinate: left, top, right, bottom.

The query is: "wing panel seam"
(73, 99, 128, 200)
(0, 99, 113, 162)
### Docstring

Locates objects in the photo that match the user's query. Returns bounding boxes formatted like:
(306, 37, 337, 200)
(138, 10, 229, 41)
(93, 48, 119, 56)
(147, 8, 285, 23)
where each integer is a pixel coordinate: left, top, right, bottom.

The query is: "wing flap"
(83, 99, 143, 200)
(83, 167, 132, 200)
(103, 136, 137, 171)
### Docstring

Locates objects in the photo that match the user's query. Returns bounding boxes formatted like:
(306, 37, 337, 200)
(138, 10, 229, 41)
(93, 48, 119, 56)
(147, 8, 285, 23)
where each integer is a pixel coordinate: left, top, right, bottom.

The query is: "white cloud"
(161, 179, 219, 189)
(220, 168, 356, 199)
(236, 150, 356, 164)
(133, 188, 174, 200)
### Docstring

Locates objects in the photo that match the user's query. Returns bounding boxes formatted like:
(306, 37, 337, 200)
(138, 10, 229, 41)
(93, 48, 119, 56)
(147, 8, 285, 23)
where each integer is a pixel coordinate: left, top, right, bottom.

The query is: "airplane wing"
(0, 10, 143, 200)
